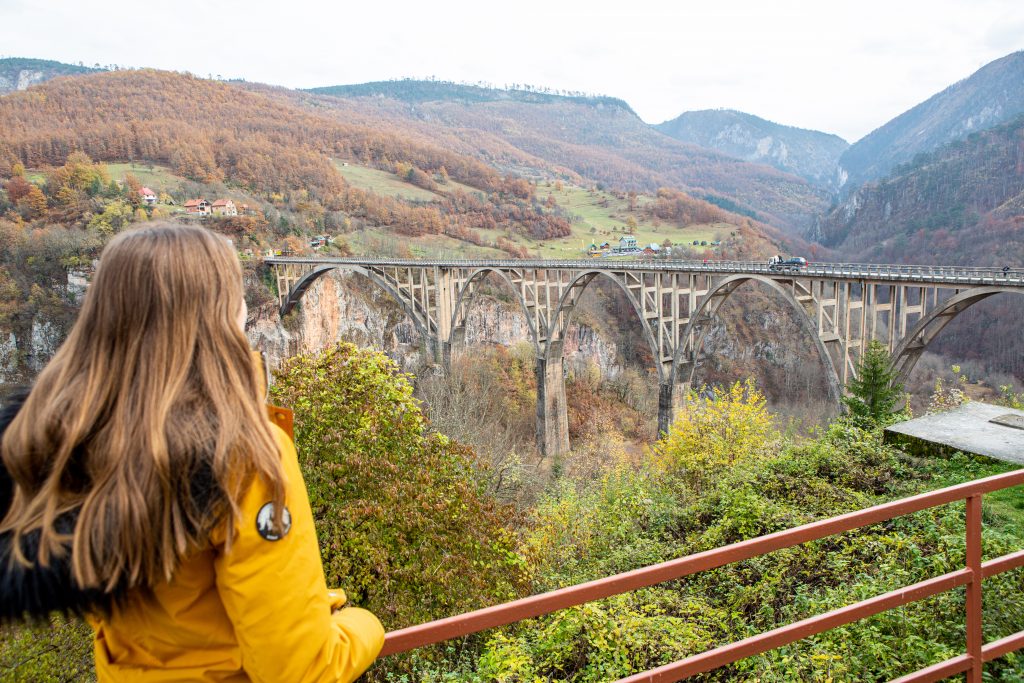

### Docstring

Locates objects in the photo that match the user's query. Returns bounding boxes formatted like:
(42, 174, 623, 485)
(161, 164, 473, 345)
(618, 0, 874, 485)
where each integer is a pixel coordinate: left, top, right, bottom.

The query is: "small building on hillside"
(138, 187, 157, 205)
(184, 198, 211, 216)
(211, 199, 237, 217)
(616, 235, 639, 252)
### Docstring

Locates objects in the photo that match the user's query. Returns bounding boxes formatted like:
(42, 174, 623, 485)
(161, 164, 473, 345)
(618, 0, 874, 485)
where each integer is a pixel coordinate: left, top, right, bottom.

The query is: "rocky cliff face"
(0, 58, 99, 95)
(0, 317, 65, 387)
(248, 271, 424, 372)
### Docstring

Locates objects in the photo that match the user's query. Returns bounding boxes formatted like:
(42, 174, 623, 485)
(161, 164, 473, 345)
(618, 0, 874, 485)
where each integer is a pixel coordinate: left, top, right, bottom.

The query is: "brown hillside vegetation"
(0, 70, 581, 242)
(0, 70, 501, 193)
(301, 84, 833, 232)
(0, 70, 800, 251)
(247, 82, 588, 185)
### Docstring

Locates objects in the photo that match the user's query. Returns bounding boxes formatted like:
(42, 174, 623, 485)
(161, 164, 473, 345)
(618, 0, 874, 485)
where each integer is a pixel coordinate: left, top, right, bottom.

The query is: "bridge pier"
(657, 378, 694, 438)
(658, 382, 675, 437)
(536, 350, 570, 459)
(432, 338, 449, 368)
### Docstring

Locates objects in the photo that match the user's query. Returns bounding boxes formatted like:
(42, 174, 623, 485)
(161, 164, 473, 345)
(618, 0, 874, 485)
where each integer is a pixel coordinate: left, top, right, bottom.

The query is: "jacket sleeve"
(212, 425, 385, 683)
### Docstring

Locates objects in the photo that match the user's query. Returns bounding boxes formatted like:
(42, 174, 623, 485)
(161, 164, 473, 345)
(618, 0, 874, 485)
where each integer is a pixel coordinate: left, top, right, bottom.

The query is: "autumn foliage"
(267, 343, 526, 638)
(0, 70, 575, 246)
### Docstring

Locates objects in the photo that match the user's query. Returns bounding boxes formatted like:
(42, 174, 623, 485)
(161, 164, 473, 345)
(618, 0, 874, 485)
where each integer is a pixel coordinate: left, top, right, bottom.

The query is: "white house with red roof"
(184, 198, 211, 215)
(211, 199, 237, 217)
(138, 187, 157, 206)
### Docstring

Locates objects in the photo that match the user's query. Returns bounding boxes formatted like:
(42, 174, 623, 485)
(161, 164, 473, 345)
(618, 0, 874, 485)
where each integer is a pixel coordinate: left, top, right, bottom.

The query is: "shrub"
(653, 379, 777, 492)
(269, 343, 528, 633)
(0, 616, 95, 682)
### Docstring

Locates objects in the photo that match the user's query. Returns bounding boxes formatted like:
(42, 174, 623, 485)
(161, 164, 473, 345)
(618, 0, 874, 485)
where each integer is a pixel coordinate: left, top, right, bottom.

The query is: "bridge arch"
(546, 269, 664, 378)
(673, 274, 843, 407)
(448, 268, 540, 355)
(279, 265, 431, 343)
(891, 286, 1021, 381)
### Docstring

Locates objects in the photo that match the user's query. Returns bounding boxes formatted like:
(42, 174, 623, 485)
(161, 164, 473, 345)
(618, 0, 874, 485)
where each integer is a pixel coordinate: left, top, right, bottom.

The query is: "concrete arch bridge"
(267, 257, 1024, 457)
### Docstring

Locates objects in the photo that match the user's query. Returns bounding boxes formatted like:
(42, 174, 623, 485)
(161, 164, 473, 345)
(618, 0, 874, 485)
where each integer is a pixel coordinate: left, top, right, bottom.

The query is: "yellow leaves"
(653, 379, 777, 490)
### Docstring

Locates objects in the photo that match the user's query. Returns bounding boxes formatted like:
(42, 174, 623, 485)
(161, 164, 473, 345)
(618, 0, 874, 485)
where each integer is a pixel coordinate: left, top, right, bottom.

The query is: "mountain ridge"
(837, 50, 1024, 194)
(818, 113, 1024, 264)
(309, 79, 637, 113)
(655, 109, 848, 191)
(306, 79, 832, 232)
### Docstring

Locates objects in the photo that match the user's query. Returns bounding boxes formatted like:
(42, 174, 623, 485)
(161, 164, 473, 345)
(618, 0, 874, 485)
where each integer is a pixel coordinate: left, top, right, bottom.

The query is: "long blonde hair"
(1, 223, 284, 592)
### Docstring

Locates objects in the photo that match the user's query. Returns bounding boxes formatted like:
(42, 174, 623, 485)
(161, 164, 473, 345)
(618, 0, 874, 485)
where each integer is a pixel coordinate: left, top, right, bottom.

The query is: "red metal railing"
(381, 469, 1024, 682)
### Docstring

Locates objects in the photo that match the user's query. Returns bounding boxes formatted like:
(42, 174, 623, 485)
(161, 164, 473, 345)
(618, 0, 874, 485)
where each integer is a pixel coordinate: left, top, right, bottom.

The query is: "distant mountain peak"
(838, 50, 1024, 194)
(655, 108, 848, 190)
(307, 79, 637, 115)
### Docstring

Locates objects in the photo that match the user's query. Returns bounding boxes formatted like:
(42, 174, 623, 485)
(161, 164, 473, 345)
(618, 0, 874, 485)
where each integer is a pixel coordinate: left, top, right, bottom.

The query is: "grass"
(345, 227, 506, 260)
(326, 161, 736, 260)
(0, 616, 95, 682)
(333, 160, 486, 203)
(105, 162, 185, 189)
(526, 183, 731, 259)
(918, 450, 1024, 535)
(463, 183, 732, 260)
(333, 161, 441, 202)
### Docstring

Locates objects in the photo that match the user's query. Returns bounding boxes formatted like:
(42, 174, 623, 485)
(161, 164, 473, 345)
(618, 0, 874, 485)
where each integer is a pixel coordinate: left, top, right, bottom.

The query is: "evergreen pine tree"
(843, 339, 904, 423)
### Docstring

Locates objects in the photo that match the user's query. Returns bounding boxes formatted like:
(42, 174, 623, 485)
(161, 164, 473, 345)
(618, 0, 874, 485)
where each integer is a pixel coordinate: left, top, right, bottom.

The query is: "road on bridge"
(266, 257, 1024, 288)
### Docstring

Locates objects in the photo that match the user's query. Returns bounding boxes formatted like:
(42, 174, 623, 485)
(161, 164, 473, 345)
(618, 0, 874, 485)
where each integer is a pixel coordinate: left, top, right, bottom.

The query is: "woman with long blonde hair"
(0, 223, 384, 681)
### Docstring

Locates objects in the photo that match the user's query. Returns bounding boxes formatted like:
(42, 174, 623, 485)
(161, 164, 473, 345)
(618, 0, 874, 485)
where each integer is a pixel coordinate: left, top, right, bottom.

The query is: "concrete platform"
(884, 402, 1024, 465)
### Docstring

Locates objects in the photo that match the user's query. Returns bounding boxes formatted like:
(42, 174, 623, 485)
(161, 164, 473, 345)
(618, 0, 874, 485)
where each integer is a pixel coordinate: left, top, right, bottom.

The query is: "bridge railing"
(380, 468, 1024, 682)
(266, 257, 1024, 284)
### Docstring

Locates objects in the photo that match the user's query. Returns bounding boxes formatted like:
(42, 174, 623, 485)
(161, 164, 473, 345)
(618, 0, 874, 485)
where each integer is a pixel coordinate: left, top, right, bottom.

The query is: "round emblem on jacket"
(256, 502, 292, 541)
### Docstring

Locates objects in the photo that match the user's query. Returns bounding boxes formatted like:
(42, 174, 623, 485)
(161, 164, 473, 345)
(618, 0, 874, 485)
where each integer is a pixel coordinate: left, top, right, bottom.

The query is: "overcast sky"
(1, 0, 1021, 142)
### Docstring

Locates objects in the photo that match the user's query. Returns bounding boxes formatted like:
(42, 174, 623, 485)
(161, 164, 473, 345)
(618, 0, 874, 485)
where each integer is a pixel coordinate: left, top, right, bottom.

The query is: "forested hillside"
(838, 50, 1024, 194)
(312, 78, 633, 109)
(0, 69, 793, 252)
(819, 114, 1024, 263)
(656, 109, 848, 190)
(818, 114, 1024, 377)
(0, 69, 596, 246)
(305, 80, 833, 232)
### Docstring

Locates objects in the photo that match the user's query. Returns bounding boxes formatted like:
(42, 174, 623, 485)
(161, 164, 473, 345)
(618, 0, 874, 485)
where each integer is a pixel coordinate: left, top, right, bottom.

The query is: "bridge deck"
(266, 257, 1024, 288)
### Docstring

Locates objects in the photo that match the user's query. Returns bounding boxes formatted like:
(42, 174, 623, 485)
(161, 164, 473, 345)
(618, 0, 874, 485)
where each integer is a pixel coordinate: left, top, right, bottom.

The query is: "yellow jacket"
(89, 417, 385, 682)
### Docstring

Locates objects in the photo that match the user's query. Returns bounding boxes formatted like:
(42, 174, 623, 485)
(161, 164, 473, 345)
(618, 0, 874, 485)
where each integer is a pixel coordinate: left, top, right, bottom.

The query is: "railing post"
(966, 494, 983, 683)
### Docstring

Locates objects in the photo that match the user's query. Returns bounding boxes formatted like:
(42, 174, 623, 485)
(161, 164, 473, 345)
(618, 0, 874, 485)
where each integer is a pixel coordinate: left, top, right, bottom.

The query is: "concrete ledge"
(884, 402, 1024, 465)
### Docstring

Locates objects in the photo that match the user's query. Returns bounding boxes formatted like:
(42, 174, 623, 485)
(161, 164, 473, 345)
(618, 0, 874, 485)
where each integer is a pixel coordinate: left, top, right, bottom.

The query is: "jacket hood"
(0, 390, 128, 624)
